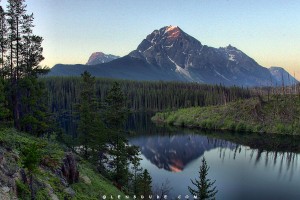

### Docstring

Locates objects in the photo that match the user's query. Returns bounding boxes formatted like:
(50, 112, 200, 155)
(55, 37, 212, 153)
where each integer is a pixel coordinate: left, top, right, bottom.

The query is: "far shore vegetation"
(152, 94, 300, 135)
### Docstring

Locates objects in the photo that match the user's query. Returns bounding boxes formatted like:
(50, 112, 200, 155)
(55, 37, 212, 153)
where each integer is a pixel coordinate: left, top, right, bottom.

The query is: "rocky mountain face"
(269, 66, 298, 86)
(129, 26, 274, 86)
(86, 52, 119, 65)
(49, 25, 297, 87)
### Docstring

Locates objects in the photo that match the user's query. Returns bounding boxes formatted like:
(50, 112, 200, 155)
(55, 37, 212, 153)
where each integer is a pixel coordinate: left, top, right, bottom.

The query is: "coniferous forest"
(0, 1, 152, 199)
(0, 0, 49, 134)
(43, 76, 252, 113)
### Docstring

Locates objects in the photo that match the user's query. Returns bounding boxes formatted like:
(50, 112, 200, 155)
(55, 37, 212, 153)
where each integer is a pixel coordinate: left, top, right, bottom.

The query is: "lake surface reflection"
(128, 125, 300, 200)
(59, 112, 300, 199)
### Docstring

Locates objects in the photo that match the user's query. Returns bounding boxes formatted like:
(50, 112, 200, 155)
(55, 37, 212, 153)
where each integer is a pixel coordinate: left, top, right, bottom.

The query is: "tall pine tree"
(3, 0, 49, 132)
(0, 1, 7, 77)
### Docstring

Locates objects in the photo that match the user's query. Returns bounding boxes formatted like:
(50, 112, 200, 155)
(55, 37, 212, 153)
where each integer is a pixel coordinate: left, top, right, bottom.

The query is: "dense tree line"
(0, 0, 49, 135)
(43, 77, 252, 115)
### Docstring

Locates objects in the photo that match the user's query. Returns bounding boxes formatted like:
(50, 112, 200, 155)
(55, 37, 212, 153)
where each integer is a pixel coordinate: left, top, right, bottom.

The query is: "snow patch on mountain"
(214, 70, 230, 81)
(144, 45, 154, 52)
(165, 44, 174, 48)
(167, 55, 192, 80)
(228, 54, 236, 61)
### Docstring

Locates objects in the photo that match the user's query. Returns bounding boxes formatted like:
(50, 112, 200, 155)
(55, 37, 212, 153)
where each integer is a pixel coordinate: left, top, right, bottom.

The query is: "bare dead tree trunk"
(281, 73, 285, 96)
(30, 173, 35, 200)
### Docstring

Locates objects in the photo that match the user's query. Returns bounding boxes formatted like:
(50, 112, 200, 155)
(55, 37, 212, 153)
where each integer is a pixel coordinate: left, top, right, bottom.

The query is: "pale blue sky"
(1, 0, 300, 77)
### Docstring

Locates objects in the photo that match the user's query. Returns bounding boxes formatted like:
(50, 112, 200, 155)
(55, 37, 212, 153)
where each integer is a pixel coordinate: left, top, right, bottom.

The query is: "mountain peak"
(50, 25, 298, 86)
(86, 52, 119, 65)
(224, 44, 238, 51)
(166, 25, 178, 30)
(90, 52, 104, 58)
(130, 25, 203, 76)
(269, 66, 299, 84)
(164, 25, 181, 39)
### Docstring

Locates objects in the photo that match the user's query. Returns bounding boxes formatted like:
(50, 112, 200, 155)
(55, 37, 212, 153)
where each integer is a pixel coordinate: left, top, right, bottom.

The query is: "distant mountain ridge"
(49, 25, 298, 86)
(86, 52, 119, 65)
(269, 66, 298, 86)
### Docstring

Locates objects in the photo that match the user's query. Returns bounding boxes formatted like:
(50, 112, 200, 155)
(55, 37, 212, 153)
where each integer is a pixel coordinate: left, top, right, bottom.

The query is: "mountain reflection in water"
(128, 132, 300, 200)
(130, 134, 237, 172)
(129, 133, 299, 178)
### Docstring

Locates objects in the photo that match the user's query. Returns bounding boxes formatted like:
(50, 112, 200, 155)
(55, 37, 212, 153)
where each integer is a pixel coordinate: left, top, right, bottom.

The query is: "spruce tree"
(18, 77, 50, 135)
(22, 142, 42, 200)
(103, 82, 128, 129)
(110, 140, 131, 188)
(131, 150, 143, 194)
(137, 169, 152, 197)
(77, 71, 106, 159)
(188, 157, 218, 200)
(103, 82, 130, 187)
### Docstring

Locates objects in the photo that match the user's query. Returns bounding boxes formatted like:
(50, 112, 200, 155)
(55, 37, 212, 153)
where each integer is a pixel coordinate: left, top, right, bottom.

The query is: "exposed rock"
(1, 152, 19, 177)
(55, 169, 69, 187)
(1, 186, 10, 193)
(0, 186, 17, 200)
(0, 150, 18, 196)
(80, 175, 91, 185)
(61, 152, 79, 184)
(64, 187, 76, 197)
(45, 183, 59, 200)
(0, 192, 10, 200)
(50, 193, 59, 200)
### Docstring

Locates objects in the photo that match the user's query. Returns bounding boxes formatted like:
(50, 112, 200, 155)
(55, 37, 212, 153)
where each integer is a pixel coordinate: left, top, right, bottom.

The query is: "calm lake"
(127, 113, 300, 200)
(60, 113, 300, 200)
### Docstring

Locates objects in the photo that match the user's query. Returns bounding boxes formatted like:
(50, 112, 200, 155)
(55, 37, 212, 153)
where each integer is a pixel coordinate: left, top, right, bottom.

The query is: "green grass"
(152, 95, 300, 135)
(72, 161, 125, 199)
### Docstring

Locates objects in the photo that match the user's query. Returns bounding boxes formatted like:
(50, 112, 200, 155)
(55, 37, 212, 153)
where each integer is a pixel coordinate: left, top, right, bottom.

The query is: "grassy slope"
(0, 129, 125, 200)
(152, 95, 300, 135)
